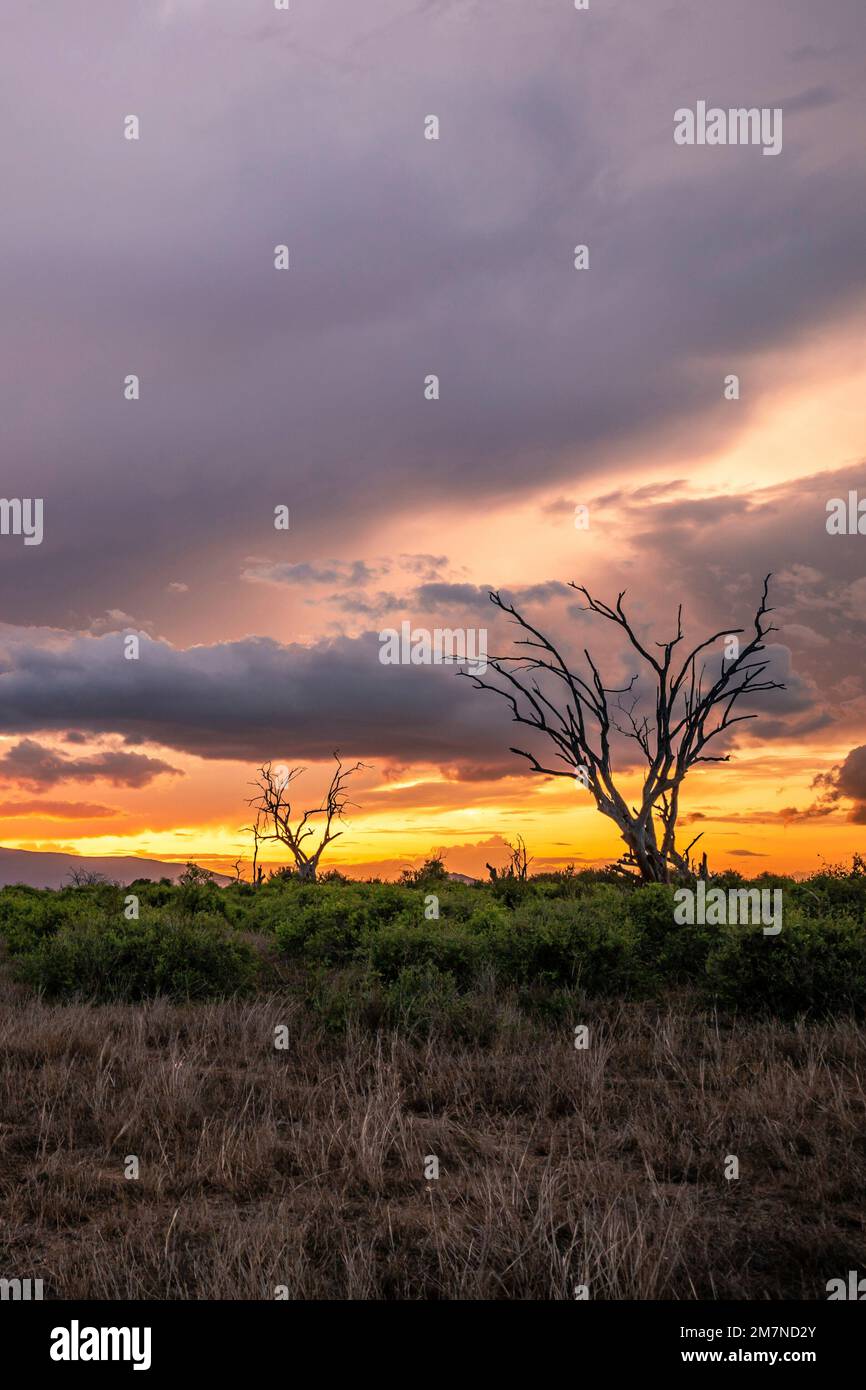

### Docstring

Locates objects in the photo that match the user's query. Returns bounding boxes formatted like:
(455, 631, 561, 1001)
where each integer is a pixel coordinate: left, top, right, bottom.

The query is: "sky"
(1, 0, 865, 880)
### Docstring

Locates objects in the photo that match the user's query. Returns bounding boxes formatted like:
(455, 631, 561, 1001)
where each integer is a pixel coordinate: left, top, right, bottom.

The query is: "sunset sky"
(2, 0, 866, 880)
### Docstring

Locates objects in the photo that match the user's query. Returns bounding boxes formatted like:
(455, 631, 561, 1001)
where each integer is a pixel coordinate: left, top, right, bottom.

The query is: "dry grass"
(1, 977, 865, 1300)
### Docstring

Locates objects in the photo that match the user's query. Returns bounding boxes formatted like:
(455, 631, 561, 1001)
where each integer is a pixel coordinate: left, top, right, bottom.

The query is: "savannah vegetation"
(1, 858, 865, 1300)
(1, 582, 862, 1301)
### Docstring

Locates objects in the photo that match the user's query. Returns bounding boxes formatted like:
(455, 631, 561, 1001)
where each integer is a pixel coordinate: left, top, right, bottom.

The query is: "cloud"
(813, 744, 866, 822)
(540, 497, 578, 517)
(734, 744, 866, 825)
(0, 629, 517, 772)
(324, 590, 403, 617)
(598, 463, 866, 736)
(398, 554, 449, 581)
(412, 582, 492, 609)
(782, 623, 830, 649)
(88, 611, 151, 635)
(772, 83, 837, 112)
(0, 798, 118, 820)
(3, 0, 866, 629)
(0, 738, 181, 791)
(411, 580, 571, 613)
(0, 604, 818, 787)
(502, 581, 572, 605)
(241, 560, 379, 588)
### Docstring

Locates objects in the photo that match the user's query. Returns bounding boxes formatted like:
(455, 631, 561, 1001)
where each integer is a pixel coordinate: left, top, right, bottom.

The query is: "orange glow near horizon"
(1, 735, 861, 881)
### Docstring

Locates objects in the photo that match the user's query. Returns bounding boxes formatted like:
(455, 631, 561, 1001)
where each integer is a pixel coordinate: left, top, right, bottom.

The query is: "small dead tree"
(488, 833, 532, 882)
(464, 576, 784, 884)
(239, 818, 266, 885)
(247, 752, 367, 883)
(65, 868, 108, 888)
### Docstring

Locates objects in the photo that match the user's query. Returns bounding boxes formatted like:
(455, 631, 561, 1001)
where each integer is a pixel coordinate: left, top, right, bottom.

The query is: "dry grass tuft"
(1, 980, 865, 1300)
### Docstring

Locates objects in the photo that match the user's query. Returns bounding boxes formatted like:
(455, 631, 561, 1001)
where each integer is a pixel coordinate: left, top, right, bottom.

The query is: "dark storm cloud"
(1, 0, 865, 622)
(813, 745, 866, 823)
(0, 616, 818, 776)
(0, 629, 516, 769)
(833, 747, 866, 802)
(705, 743, 866, 827)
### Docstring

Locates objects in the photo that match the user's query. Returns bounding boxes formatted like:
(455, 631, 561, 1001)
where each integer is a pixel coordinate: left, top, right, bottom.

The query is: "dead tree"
(65, 868, 108, 888)
(488, 834, 532, 882)
(247, 752, 367, 883)
(464, 576, 784, 884)
(240, 818, 266, 885)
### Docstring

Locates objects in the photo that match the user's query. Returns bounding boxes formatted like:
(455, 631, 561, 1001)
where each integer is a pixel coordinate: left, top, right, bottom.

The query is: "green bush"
(4, 866, 866, 1019)
(487, 874, 534, 908)
(273, 883, 417, 961)
(365, 915, 485, 986)
(399, 856, 449, 888)
(705, 910, 866, 1017)
(382, 963, 501, 1041)
(791, 861, 866, 920)
(0, 889, 90, 955)
(627, 883, 716, 983)
(14, 917, 257, 1001)
(489, 890, 641, 994)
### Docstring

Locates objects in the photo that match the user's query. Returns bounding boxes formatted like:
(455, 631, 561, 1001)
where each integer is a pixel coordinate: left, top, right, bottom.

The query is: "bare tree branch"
(462, 577, 784, 883)
(246, 752, 369, 882)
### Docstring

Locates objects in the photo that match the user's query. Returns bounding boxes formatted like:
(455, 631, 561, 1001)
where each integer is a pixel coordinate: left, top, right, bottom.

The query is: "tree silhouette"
(247, 752, 367, 883)
(464, 576, 784, 883)
(487, 833, 532, 882)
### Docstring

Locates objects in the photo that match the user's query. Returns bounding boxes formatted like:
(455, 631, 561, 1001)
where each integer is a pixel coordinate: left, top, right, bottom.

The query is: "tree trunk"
(619, 815, 694, 884)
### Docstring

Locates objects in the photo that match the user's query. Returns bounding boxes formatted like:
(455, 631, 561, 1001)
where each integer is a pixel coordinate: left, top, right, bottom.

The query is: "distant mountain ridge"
(0, 847, 231, 890)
